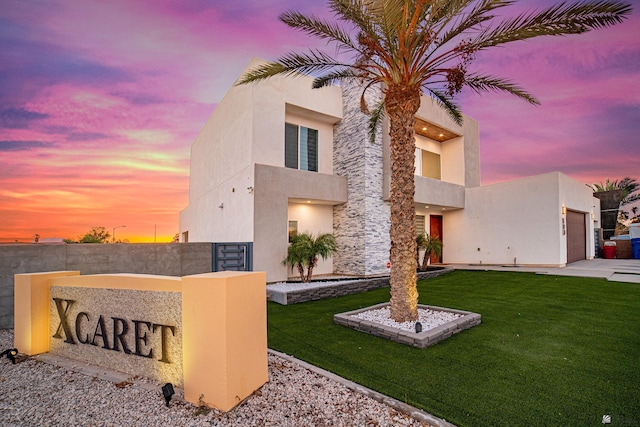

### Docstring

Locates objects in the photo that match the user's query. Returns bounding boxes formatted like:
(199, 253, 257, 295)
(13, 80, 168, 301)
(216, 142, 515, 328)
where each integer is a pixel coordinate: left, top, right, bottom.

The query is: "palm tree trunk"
(306, 257, 317, 282)
(385, 84, 421, 322)
(297, 264, 306, 282)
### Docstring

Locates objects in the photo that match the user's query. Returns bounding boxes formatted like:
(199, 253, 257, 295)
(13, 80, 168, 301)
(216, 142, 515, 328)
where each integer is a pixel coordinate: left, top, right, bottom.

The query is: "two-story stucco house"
(179, 58, 600, 282)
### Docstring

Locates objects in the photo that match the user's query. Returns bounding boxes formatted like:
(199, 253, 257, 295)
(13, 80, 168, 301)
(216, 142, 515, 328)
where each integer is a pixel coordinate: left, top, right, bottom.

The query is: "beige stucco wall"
(180, 58, 342, 249)
(383, 95, 480, 205)
(414, 97, 481, 189)
(415, 176, 466, 209)
(254, 164, 347, 282)
(444, 172, 597, 266)
(181, 165, 255, 243)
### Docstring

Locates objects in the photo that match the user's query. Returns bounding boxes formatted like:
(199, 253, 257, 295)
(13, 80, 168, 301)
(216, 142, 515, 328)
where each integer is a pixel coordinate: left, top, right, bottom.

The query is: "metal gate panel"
(213, 242, 253, 272)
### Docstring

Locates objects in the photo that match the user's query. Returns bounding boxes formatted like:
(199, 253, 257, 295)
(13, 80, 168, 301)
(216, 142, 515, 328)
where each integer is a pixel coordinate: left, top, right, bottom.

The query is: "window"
(415, 148, 441, 180)
(288, 220, 298, 242)
(285, 123, 318, 171)
(415, 215, 425, 237)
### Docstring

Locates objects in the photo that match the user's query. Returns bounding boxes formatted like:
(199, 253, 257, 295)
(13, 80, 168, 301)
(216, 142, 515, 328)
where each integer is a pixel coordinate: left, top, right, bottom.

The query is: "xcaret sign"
(52, 298, 176, 363)
(49, 285, 183, 387)
(16, 271, 268, 412)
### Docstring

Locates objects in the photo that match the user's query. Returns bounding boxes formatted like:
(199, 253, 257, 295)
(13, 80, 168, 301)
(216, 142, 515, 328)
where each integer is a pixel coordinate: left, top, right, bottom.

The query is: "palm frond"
(465, 74, 540, 105)
(470, 0, 631, 50)
(280, 10, 360, 52)
(367, 100, 386, 143)
(424, 87, 463, 125)
(237, 50, 351, 85)
(436, 0, 509, 48)
(312, 68, 361, 89)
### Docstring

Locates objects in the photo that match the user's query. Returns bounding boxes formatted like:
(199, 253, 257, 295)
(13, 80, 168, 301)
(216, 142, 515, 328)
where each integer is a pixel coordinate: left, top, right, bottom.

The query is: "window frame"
(285, 122, 318, 172)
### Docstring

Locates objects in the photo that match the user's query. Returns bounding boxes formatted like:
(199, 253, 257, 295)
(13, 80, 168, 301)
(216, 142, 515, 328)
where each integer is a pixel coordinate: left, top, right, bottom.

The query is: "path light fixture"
(415, 322, 422, 333)
(162, 383, 175, 407)
(0, 348, 18, 364)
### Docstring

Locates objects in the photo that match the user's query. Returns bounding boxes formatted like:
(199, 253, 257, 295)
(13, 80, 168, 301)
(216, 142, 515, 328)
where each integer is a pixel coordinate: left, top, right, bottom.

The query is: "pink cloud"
(1, 0, 637, 242)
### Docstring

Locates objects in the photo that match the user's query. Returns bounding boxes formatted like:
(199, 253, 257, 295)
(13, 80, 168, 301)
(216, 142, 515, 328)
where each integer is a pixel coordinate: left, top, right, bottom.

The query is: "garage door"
(566, 210, 586, 263)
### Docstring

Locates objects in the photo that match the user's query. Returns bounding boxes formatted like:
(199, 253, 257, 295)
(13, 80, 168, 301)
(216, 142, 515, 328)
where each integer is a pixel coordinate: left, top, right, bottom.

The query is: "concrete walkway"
(451, 258, 640, 283)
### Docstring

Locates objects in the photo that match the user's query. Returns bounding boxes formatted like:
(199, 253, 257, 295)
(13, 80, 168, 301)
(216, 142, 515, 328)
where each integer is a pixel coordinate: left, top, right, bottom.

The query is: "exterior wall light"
(218, 203, 224, 209)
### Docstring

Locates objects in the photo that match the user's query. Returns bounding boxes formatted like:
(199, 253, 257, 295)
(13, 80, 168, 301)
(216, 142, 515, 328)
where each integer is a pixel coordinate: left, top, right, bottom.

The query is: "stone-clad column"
(333, 81, 390, 276)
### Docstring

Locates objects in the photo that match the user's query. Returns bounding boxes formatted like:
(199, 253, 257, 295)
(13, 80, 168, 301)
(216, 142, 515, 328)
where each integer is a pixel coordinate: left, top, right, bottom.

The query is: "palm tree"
(417, 233, 443, 270)
(589, 177, 640, 206)
(283, 232, 338, 282)
(239, 0, 630, 321)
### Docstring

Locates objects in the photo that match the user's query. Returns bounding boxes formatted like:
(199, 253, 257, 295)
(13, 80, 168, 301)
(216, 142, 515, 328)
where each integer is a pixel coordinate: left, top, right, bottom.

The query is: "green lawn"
(267, 270, 640, 427)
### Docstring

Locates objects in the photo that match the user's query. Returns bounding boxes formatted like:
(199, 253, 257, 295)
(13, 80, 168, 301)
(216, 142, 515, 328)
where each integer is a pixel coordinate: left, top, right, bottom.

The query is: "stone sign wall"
(14, 270, 268, 412)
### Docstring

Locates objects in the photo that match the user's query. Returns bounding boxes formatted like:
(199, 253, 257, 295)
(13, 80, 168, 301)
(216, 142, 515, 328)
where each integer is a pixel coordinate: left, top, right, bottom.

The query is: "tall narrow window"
(285, 123, 318, 172)
(415, 215, 426, 237)
(288, 220, 298, 242)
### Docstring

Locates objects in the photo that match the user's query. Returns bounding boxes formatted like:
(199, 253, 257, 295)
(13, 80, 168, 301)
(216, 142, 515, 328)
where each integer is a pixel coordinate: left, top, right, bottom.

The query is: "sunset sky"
(1, 0, 638, 243)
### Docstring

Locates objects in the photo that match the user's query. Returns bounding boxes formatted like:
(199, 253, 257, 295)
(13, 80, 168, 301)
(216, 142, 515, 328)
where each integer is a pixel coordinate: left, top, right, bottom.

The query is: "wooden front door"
(429, 215, 443, 264)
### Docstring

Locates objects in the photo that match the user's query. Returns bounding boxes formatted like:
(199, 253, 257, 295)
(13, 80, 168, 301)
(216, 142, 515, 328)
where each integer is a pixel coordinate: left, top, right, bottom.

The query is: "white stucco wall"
(444, 172, 597, 266)
(288, 203, 335, 276)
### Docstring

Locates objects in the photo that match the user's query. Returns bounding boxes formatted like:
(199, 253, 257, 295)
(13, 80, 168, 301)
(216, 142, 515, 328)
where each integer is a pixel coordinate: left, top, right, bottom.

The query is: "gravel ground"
(353, 307, 461, 333)
(0, 329, 431, 427)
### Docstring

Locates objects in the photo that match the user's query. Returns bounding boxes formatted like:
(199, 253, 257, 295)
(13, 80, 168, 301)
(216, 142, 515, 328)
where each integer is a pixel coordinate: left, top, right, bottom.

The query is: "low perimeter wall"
(0, 243, 213, 328)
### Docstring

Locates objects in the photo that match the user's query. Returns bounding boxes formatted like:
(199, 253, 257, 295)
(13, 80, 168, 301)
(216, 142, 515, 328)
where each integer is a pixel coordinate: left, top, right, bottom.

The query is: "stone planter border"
(267, 268, 452, 305)
(334, 303, 481, 349)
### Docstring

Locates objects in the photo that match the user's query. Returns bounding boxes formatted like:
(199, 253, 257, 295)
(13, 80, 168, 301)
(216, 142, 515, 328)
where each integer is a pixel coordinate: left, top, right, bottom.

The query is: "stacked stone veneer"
(333, 81, 390, 275)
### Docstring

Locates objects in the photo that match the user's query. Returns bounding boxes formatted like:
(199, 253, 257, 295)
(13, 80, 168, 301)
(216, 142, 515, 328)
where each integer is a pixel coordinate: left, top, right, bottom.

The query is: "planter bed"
(334, 302, 481, 349)
(267, 267, 452, 305)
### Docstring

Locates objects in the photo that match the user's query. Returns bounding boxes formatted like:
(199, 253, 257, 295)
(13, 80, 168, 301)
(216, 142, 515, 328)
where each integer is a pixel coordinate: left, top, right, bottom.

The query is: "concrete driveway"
(452, 259, 640, 283)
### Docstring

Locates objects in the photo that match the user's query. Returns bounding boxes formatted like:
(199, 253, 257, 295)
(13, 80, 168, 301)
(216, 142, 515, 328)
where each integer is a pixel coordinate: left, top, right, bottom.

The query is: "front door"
(429, 215, 443, 264)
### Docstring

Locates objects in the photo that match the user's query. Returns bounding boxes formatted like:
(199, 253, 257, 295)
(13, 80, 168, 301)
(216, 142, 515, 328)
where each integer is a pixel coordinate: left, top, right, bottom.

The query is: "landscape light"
(162, 383, 175, 407)
(415, 322, 422, 333)
(0, 348, 18, 364)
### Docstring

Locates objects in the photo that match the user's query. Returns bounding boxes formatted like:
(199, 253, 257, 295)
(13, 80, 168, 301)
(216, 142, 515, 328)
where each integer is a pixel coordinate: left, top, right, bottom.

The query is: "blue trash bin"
(632, 238, 640, 260)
